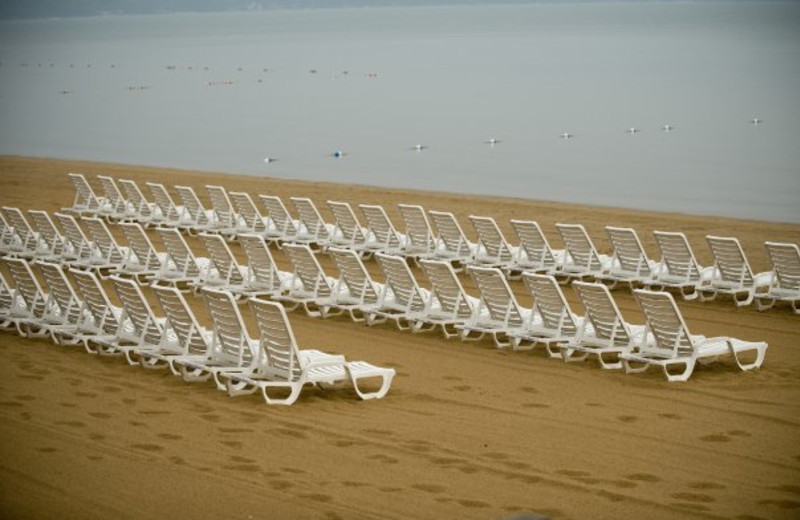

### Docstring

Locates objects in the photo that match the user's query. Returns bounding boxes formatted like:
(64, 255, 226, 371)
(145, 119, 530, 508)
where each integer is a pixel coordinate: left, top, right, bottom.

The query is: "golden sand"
(1, 155, 799, 520)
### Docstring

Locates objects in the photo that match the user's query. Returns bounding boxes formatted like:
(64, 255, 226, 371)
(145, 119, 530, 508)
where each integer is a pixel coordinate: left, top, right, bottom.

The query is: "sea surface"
(1, 2, 799, 222)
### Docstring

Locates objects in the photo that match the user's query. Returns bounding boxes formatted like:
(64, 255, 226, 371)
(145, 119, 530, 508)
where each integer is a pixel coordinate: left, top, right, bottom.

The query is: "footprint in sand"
(379, 487, 402, 493)
(0, 401, 23, 408)
(672, 492, 716, 503)
(199, 413, 221, 423)
(88, 412, 112, 419)
(616, 415, 639, 423)
(121, 398, 137, 406)
(342, 481, 369, 488)
(56, 420, 86, 428)
(75, 391, 97, 398)
(585, 402, 603, 407)
(658, 413, 682, 420)
(519, 386, 539, 394)
(58, 402, 77, 408)
(699, 433, 731, 443)
(521, 402, 550, 409)
(220, 440, 243, 449)
(128, 420, 147, 428)
(442, 376, 463, 382)
(218, 427, 253, 434)
(157, 433, 183, 441)
(598, 490, 626, 503)
(168, 456, 186, 465)
(138, 410, 170, 416)
(273, 427, 308, 439)
(223, 463, 260, 472)
(456, 499, 490, 509)
(88, 433, 105, 441)
(411, 483, 447, 494)
(689, 482, 726, 490)
(758, 498, 800, 510)
(625, 473, 662, 483)
(37, 447, 58, 453)
(362, 428, 393, 437)
(299, 493, 333, 503)
(330, 439, 357, 448)
(87, 454, 103, 461)
(269, 480, 294, 491)
(367, 454, 399, 464)
(726, 430, 751, 437)
(131, 443, 165, 452)
(452, 385, 472, 392)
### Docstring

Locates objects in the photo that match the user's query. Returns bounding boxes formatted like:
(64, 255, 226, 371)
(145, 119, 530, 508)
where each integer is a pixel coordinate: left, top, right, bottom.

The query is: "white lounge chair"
(118, 179, 161, 226)
(562, 281, 645, 369)
(276, 243, 343, 318)
(238, 234, 294, 298)
(369, 253, 431, 330)
(417, 259, 479, 338)
(173, 185, 215, 235)
(702, 235, 771, 306)
(360, 204, 406, 256)
(0, 271, 14, 330)
(81, 216, 130, 275)
(117, 222, 170, 284)
(198, 233, 250, 294)
(258, 195, 300, 244)
(108, 275, 166, 365)
(457, 266, 533, 348)
(229, 191, 270, 235)
(37, 261, 86, 345)
(510, 220, 565, 275)
(290, 197, 334, 248)
(554, 223, 613, 283)
(64, 172, 106, 216)
(2, 206, 39, 258)
(205, 185, 242, 238)
(756, 241, 800, 313)
(222, 297, 395, 404)
(327, 247, 385, 321)
(397, 204, 437, 262)
(597, 226, 663, 289)
(28, 210, 67, 263)
(68, 268, 123, 355)
(622, 289, 767, 381)
(428, 210, 476, 268)
(152, 227, 215, 289)
(54, 212, 94, 266)
(648, 231, 715, 300)
(327, 200, 370, 253)
(146, 182, 193, 230)
(97, 175, 132, 221)
(3, 257, 49, 338)
(468, 215, 520, 277)
(0, 212, 20, 256)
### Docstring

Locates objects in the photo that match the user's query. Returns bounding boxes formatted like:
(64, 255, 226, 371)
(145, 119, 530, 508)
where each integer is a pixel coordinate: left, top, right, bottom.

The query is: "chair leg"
(225, 375, 259, 397)
(561, 346, 591, 364)
(261, 382, 303, 405)
(662, 359, 695, 382)
(596, 351, 622, 370)
(623, 359, 650, 374)
(347, 363, 395, 400)
(728, 341, 767, 371)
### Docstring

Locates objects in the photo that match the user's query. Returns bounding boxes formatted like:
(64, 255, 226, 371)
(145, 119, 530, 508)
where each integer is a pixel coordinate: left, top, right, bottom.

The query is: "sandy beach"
(1, 155, 799, 520)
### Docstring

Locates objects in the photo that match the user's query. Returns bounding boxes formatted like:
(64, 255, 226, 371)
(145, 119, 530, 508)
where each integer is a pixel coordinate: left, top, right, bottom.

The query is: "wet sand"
(1, 155, 799, 520)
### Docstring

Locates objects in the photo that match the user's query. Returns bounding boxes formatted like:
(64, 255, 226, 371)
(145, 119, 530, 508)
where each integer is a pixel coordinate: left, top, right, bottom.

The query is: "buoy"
(413, 144, 427, 151)
(662, 124, 673, 132)
(560, 132, 574, 140)
(333, 150, 344, 158)
(486, 138, 500, 145)
(627, 127, 640, 134)
(751, 118, 762, 125)
(264, 157, 276, 164)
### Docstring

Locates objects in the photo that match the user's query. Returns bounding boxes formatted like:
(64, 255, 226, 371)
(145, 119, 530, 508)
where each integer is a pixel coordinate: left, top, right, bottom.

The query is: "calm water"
(1, 2, 799, 222)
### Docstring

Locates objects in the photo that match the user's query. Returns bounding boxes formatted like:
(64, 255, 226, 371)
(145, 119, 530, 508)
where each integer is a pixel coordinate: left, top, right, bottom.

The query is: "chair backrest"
(606, 226, 653, 277)
(523, 273, 578, 336)
(428, 210, 473, 259)
(206, 185, 236, 229)
(705, 235, 755, 287)
(327, 200, 367, 245)
(572, 281, 632, 346)
(97, 175, 128, 216)
(109, 275, 163, 344)
(290, 197, 330, 243)
(28, 210, 65, 256)
(83, 217, 125, 264)
(0, 271, 12, 315)
(238, 234, 284, 292)
(419, 259, 474, 319)
(229, 191, 266, 232)
(37, 261, 83, 326)
(2, 206, 36, 247)
(633, 289, 695, 358)
(468, 266, 526, 327)
(198, 233, 244, 285)
(360, 204, 402, 250)
(146, 182, 181, 222)
(469, 215, 514, 263)
(4, 257, 47, 318)
(282, 243, 334, 297)
(248, 297, 304, 382)
(510, 220, 557, 270)
(653, 231, 703, 282)
(54, 212, 92, 259)
(764, 241, 800, 291)
(398, 204, 435, 255)
(328, 247, 381, 305)
(155, 227, 202, 278)
(201, 287, 255, 365)
(67, 172, 103, 213)
(174, 185, 210, 225)
(118, 179, 153, 218)
(374, 253, 428, 312)
(151, 284, 210, 356)
(556, 223, 604, 271)
(118, 222, 163, 271)
(258, 195, 298, 237)
(70, 268, 120, 335)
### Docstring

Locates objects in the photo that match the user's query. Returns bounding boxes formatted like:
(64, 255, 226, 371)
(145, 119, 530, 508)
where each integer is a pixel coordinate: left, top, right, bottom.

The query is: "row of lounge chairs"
(0, 256, 395, 405)
(52, 173, 800, 312)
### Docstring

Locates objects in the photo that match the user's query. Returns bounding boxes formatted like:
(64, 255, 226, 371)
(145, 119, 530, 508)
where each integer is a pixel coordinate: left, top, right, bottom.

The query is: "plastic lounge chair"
(258, 195, 300, 245)
(64, 172, 106, 216)
(290, 197, 334, 248)
(28, 210, 67, 263)
(510, 220, 564, 275)
(468, 215, 520, 277)
(146, 182, 191, 230)
(118, 179, 161, 226)
(597, 226, 663, 289)
(554, 223, 613, 283)
(562, 281, 645, 369)
(222, 297, 395, 404)
(2, 206, 39, 258)
(229, 191, 269, 234)
(369, 253, 431, 330)
(0, 271, 13, 330)
(457, 266, 533, 348)
(428, 210, 476, 268)
(510, 273, 585, 355)
(198, 233, 250, 293)
(327, 200, 370, 252)
(117, 222, 169, 284)
(173, 185, 214, 235)
(54, 212, 94, 266)
(144, 284, 214, 374)
(205, 185, 242, 238)
(755, 241, 800, 313)
(275, 243, 343, 318)
(397, 204, 437, 262)
(69, 268, 123, 354)
(108, 275, 166, 365)
(417, 258, 479, 338)
(97, 175, 132, 221)
(152, 227, 215, 290)
(702, 235, 772, 306)
(359, 204, 406, 256)
(81, 216, 130, 274)
(622, 289, 768, 381)
(648, 231, 715, 300)
(327, 247, 385, 321)
(0, 212, 21, 256)
(3, 257, 49, 338)
(37, 261, 86, 345)
(237, 234, 294, 298)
